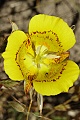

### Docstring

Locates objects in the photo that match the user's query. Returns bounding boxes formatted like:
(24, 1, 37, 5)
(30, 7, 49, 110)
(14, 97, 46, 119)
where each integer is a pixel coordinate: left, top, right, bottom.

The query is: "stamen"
(43, 54, 60, 59)
(36, 45, 42, 55)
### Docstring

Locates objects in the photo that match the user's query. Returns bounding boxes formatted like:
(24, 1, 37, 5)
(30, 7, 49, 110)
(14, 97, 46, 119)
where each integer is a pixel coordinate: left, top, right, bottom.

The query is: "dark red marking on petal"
(56, 75, 61, 80)
(15, 40, 27, 77)
(51, 79, 56, 82)
(27, 39, 30, 44)
(28, 74, 37, 81)
(59, 62, 67, 75)
(33, 32, 36, 34)
(31, 30, 64, 52)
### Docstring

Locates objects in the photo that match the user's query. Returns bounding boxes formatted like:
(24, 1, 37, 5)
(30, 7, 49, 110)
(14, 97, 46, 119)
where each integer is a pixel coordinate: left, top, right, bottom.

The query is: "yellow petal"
(2, 30, 27, 80)
(29, 14, 76, 51)
(3, 59, 24, 80)
(4, 30, 27, 55)
(33, 60, 79, 96)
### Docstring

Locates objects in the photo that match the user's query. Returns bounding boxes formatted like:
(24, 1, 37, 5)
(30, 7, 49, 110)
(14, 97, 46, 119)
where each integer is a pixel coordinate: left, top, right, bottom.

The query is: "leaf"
(8, 101, 26, 113)
(0, 79, 19, 88)
(55, 104, 67, 111)
(71, 95, 79, 102)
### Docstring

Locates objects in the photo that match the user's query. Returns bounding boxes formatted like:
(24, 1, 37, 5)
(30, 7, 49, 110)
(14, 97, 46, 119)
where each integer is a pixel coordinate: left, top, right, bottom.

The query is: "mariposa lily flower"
(2, 14, 79, 96)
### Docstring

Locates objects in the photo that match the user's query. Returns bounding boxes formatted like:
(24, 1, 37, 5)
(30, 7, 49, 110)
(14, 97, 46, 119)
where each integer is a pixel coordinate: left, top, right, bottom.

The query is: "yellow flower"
(2, 14, 79, 96)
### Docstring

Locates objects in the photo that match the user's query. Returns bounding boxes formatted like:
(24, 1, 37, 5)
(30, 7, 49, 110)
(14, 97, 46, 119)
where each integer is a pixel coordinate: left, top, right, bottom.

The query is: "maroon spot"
(33, 32, 36, 34)
(60, 71, 63, 74)
(51, 79, 56, 82)
(50, 38, 53, 41)
(45, 73, 48, 76)
(46, 36, 49, 39)
(27, 39, 30, 45)
(43, 31, 46, 34)
(42, 80, 46, 82)
(56, 75, 61, 80)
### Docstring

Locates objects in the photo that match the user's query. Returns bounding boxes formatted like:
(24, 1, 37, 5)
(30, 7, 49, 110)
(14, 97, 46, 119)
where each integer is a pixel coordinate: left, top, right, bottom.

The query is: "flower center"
(34, 45, 48, 68)
(17, 41, 69, 80)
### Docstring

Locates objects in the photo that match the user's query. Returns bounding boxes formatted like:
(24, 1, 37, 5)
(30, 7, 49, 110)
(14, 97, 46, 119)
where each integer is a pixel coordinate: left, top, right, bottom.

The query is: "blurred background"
(0, 0, 80, 120)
